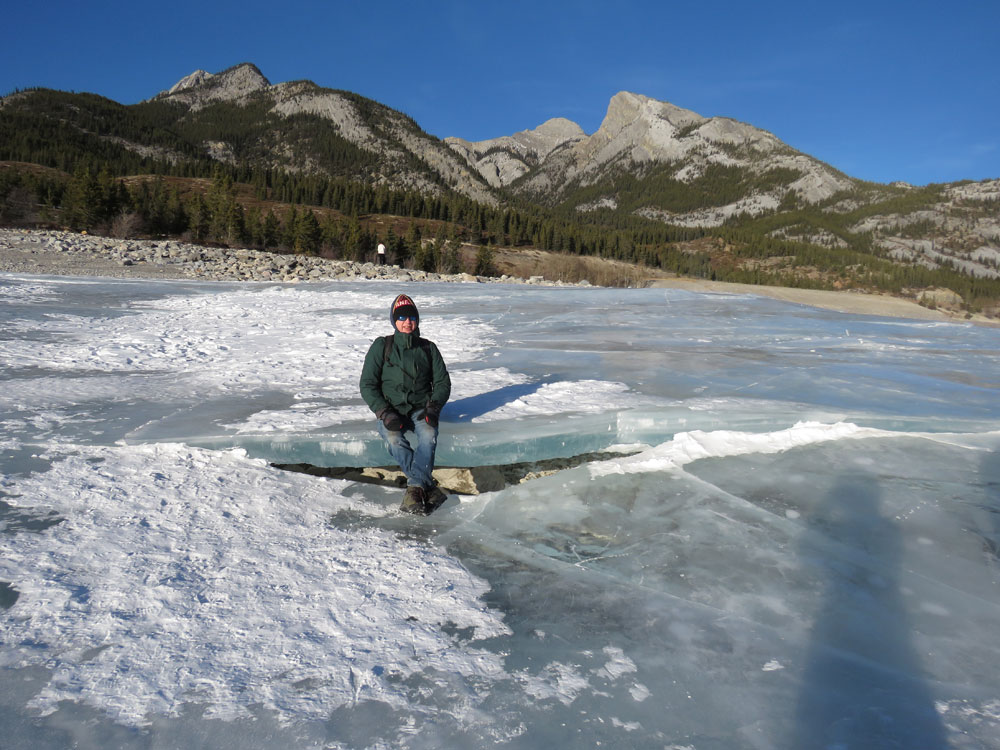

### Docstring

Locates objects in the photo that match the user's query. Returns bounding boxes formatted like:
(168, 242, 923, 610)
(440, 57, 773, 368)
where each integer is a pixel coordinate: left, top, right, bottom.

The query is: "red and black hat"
(389, 293, 419, 326)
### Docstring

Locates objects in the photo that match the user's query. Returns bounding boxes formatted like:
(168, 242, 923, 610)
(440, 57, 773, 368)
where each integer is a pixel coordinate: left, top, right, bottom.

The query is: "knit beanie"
(389, 293, 419, 327)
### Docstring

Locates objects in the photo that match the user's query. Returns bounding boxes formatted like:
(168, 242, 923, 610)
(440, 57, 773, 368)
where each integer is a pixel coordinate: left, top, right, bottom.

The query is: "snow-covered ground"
(2, 275, 999, 749)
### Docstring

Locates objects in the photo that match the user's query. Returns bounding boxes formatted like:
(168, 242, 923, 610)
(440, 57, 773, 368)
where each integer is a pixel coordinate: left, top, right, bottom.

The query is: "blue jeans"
(377, 408, 438, 489)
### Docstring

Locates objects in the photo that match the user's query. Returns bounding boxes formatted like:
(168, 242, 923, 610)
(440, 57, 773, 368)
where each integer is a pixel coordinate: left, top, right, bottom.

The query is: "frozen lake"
(2, 275, 999, 749)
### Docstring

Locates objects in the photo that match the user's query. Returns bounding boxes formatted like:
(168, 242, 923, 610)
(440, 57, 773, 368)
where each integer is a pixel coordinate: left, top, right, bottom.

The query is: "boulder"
(433, 466, 506, 494)
(918, 288, 964, 308)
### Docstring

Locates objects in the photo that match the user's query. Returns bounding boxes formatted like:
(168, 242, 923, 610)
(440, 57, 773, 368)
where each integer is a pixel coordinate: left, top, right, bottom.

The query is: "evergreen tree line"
(0, 151, 715, 267)
(0, 165, 497, 274)
(3, 161, 999, 302)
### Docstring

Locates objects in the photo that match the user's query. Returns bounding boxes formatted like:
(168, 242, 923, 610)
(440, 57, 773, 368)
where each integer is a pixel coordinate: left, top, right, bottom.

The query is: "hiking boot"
(424, 485, 449, 513)
(400, 485, 427, 514)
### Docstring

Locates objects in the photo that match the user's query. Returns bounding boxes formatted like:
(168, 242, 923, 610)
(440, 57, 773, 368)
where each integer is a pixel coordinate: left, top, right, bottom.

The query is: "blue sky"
(3, 0, 997, 186)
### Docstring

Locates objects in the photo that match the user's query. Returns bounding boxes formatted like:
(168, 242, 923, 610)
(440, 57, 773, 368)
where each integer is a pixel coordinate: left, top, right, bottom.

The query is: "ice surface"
(2, 274, 1000, 749)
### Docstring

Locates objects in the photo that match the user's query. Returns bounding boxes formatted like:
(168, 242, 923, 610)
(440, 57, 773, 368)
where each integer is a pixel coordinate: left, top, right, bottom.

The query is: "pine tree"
(295, 209, 322, 255)
(474, 244, 496, 277)
(90, 168, 121, 227)
(221, 198, 245, 245)
(320, 214, 341, 256)
(187, 193, 210, 242)
(164, 187, 186, 235)
(402, 223, 421, 268)
(205, 169, 244, 245)
(341, 217, 363, 261)
(281, 206, 299, 251)
(245, 207, 264, 248)
(442, 238, 463, 274)
(64, 164, 102, 230)
(384, 227, 398, 250)
(262, 211, 281, 250)
(414, 239, 438, 272)
(358, 226, 376, 262)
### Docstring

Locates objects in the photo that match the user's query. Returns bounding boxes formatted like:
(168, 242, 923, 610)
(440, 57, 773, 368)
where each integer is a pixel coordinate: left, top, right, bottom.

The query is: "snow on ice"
(2, 275, 1000, 749)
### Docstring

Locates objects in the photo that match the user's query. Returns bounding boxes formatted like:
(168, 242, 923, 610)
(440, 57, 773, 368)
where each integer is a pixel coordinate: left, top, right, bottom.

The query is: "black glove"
(377, 407, 404, 432)
(424, 401, 442, 428)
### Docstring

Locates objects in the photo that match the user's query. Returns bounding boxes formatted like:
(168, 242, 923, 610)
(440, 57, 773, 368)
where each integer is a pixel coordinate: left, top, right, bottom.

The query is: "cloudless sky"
(3, 0, 997, 186)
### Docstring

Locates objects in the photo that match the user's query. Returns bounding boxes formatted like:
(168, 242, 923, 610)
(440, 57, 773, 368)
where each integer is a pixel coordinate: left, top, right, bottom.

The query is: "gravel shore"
(0, 228, 579, 287)
(1, 227, 990, 325)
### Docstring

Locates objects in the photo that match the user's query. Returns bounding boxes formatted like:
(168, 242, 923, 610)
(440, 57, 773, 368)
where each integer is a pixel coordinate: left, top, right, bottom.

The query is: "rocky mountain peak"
(585, 91, 788, 171)
(445, 117, 586, 188)
(502, 90, 856, 218)
(531, 117, 587, 142)
(448, 92, 734, 194)
(155, 63, 270, 107)
(601, 91, 705, 137)
(145, 64, 496, 204)
(446, 117, 585, 157)
(165, 69, 214, 96)
(211, 63, 270, 93)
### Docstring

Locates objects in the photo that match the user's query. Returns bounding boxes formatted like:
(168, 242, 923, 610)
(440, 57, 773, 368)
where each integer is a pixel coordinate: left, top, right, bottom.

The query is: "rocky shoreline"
(3, 227, 995, 325)
(0, 228, 587, 287)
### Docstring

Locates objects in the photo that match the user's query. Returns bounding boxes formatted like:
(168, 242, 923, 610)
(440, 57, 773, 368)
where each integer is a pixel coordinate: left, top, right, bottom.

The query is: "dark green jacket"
(359, 331, 451, 416)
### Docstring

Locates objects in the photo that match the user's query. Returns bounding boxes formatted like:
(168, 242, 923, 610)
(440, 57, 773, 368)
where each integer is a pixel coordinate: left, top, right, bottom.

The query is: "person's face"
(394, 314, 417, 333)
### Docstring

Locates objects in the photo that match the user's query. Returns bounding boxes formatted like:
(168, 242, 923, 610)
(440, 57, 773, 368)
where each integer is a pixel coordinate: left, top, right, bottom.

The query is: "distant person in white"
(376, 243, 386, 265)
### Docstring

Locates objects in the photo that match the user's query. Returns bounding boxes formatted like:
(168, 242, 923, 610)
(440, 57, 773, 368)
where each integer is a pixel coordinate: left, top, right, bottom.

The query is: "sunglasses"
(395, 314, 417, 322)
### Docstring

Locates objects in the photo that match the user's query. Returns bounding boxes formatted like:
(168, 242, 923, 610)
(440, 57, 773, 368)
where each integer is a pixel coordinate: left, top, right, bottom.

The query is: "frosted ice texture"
(2, 276, 999, 748)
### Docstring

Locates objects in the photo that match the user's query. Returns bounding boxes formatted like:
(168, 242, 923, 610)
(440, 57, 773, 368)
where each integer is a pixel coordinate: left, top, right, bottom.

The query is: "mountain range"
(1, 62, 999, 307)
(146, 64, 855, 214)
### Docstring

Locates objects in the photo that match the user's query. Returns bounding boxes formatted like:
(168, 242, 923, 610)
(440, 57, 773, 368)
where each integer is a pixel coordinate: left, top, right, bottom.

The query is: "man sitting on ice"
(359, 293, 451, 514)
